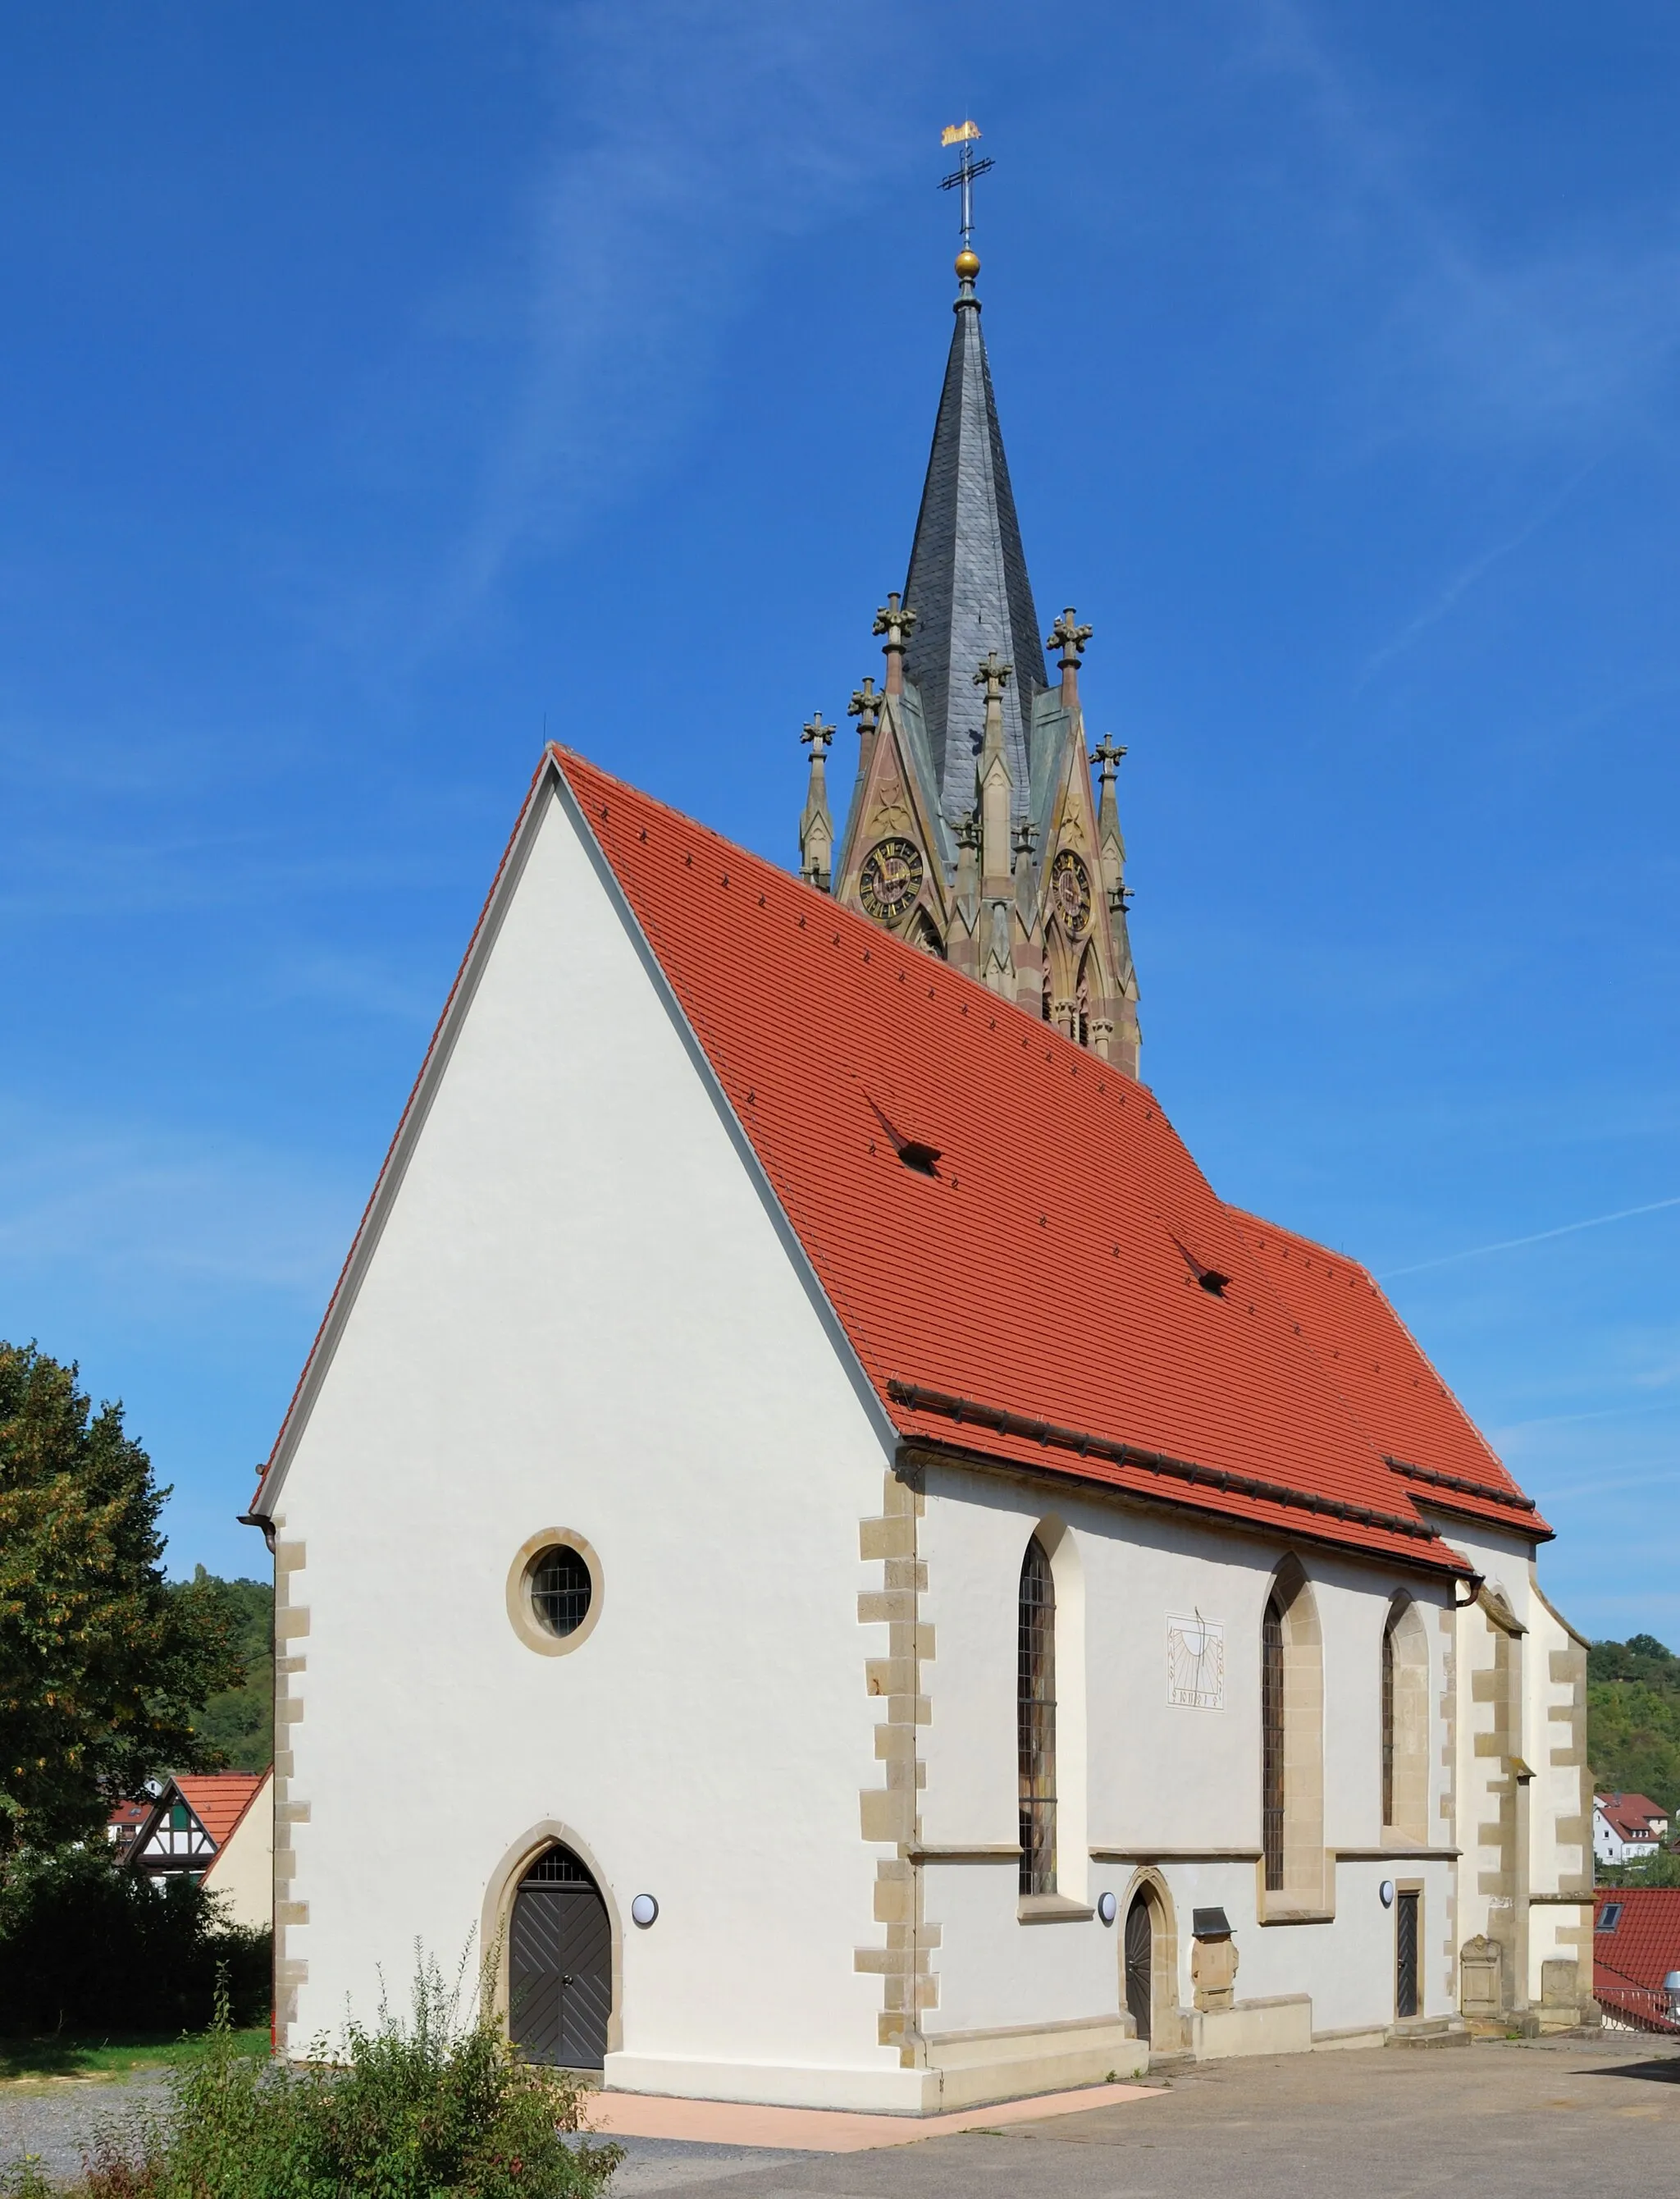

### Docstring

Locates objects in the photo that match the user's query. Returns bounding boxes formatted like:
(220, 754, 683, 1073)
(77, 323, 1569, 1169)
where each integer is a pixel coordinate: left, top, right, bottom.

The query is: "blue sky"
(2, 2, 1675, 1635)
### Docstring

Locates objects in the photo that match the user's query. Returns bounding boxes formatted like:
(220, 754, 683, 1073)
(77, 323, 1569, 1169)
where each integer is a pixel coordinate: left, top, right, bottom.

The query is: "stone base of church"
(1178, 1995, 1313, 2060)
(914, 2014, 1148, 2110)
(605, 2015, 1149, 2114)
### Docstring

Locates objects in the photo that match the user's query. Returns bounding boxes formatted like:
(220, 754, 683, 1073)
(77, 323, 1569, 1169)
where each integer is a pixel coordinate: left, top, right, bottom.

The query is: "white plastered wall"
(916, 1465, 1457, 2041)
(267, 780, 914, 2105)
(201, 1772, 274, 1934)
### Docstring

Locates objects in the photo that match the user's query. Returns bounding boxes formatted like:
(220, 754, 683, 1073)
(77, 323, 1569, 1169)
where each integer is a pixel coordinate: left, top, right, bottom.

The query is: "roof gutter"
(888, 1379, 1463, 1562)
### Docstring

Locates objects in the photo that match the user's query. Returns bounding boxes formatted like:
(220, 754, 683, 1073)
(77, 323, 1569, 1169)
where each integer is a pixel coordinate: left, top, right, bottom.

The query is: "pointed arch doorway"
(509, 1843, 612, 2069)
(1124, 1893, 1153, 2044)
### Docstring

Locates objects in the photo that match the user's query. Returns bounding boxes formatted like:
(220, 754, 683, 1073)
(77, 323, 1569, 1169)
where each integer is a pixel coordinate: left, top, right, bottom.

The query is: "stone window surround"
(505, 1528, 604, 1657)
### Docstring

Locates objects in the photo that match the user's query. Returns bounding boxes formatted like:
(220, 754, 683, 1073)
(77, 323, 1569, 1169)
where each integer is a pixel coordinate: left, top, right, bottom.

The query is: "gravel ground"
(0, 2073, 171, 2184)
(0, 2082, 805, 2192)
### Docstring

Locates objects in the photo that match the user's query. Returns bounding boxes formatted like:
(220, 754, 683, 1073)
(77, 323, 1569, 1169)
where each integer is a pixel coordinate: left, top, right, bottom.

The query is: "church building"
(246, 180, 1598, 2111)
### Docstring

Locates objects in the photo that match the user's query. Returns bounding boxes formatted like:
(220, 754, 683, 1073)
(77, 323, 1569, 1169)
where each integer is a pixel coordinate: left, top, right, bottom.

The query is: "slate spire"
(902, 253, 1048, 824)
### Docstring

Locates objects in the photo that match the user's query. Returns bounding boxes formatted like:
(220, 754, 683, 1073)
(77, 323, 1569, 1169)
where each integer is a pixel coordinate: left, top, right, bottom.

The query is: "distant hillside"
(1587, 1631, 1680, 1833)
(178, 1569, 272, 1772)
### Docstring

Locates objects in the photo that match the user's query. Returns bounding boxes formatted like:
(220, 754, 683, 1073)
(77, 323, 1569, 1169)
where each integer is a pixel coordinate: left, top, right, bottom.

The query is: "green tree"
(185, 1570, 273, 1771)
(0, 1342, 244, 1859)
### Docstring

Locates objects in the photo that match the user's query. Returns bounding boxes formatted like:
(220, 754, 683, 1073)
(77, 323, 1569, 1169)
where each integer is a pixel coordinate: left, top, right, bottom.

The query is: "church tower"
(798, 127, 1142, 1078)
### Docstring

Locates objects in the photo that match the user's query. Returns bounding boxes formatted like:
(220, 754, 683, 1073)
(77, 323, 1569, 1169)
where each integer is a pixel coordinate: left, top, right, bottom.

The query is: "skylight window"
(1597, 1904, 1623, 1932)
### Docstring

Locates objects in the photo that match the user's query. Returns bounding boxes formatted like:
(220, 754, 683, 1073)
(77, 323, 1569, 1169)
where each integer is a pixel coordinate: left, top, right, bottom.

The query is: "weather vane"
(939, 120, 993, 253)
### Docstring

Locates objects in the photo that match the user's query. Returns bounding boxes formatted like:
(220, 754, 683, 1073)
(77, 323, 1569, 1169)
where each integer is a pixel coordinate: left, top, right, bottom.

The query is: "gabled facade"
(801, 249, 1140, 1074)
(128, 1771, 272, 1930)
(1595, 1793, 1671, 1867)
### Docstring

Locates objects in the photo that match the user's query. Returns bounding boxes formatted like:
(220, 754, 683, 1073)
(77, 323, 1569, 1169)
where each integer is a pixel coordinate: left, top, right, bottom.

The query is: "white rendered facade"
(255, 768, 1594, 2110)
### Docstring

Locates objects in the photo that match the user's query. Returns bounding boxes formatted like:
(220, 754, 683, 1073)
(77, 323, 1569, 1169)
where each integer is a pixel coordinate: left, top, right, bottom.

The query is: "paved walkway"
(587, 2078, 1158, 2151)
(591, 2033, 1680, 2199)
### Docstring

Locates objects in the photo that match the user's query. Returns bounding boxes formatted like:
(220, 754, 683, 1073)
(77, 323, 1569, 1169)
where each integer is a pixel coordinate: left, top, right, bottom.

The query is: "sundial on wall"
(1167, 1614, 1226, 1711)
(1050, 849, 1092, 935)
(860, 838, 924, 923)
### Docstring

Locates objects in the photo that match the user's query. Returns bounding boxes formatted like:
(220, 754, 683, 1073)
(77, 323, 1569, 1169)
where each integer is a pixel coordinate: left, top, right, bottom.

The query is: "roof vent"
(869, 1097, 942, 1179)
(1171, 1232, 1230, 1297)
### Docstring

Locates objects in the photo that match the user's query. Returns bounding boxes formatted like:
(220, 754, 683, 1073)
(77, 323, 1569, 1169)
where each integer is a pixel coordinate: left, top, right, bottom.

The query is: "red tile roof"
(1231, 1211, 1551, 1539)
(555, 748, 1502, 1575)
(1595, 1889, 1680, 2033)
(173, 1773, 267, 1849)
(1597, 1794, 1669, 1845)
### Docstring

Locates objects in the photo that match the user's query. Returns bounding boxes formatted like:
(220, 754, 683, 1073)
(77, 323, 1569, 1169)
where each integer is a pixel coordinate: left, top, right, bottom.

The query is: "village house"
(1593, 1793, 1672, 1869)
(244, 209, 1598, 2110)
(126, 1772, 274, 1932)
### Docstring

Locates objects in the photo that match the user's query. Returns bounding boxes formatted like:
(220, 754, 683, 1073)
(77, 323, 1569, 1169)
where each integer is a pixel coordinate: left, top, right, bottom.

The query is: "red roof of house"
(173, 1773, 267, 1848)
(1231, 1211, 1550, 1539)
(1597, 1794, 1669, 1844)
(549, 747, 1521, 1575)
(1595, 1888, 1680, 2032)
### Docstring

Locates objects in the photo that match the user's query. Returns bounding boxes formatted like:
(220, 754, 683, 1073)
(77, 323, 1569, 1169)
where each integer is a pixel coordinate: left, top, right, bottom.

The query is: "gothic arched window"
(1381, 1615, 1396, 1830)
(1262, 1595, 1285, 1890)
(1381, 1598, 1430, 1841)
(1017, 1537, 1057, 1895)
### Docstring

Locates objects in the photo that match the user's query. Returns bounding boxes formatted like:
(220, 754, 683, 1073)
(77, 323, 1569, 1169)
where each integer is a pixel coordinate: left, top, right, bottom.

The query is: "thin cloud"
(1380, 1196, 1680, 1280)
(0, 1109, 359, 1301)
(449, 0, 917, 617)
(1358, 456, 1602, 681)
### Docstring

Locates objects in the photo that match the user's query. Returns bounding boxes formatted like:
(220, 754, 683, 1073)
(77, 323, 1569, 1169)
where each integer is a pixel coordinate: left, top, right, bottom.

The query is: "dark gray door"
(1124, 1895, 1153, 2044)
(509, 1846, 611, 2069)
(1395, 1891, 1419, 2019)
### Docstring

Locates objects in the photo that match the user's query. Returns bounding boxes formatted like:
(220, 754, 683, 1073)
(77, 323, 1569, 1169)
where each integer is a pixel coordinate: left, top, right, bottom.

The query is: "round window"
(530, 1545, 592, 1638)
(506, 1530, 602, 1657)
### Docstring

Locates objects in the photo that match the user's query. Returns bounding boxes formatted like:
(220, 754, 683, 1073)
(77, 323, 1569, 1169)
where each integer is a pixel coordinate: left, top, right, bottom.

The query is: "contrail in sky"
(1379, 1196, 1680, 1279)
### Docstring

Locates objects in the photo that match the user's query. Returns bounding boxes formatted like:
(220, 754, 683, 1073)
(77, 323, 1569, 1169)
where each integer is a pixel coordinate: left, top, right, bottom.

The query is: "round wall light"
(630, 1893, 659, 1928)
(1097, 1891, 1117, 1927)
(1379, 1880, 1395, 1909)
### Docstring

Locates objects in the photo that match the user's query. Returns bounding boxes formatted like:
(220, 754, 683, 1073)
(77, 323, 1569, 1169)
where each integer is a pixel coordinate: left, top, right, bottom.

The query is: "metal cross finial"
(801, 711, 834, 757)
(972, 650, 1013, 701)
(1089, 732, 1127, 785)
(939, 123, 995, 252)
(1048, 608, 1093, 670)
(848, 677, 883, 733)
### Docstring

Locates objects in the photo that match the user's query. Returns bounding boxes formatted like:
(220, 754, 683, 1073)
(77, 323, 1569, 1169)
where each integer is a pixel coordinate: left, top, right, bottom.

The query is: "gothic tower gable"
(832, 682, 952, 956)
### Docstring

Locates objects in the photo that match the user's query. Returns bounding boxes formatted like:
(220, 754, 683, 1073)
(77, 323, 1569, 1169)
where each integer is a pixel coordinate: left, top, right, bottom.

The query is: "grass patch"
(0, 2030, 268, 2085)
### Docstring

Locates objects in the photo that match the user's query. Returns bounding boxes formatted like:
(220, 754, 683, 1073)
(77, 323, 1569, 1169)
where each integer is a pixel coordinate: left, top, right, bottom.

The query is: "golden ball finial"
(955, 248, 980, 281)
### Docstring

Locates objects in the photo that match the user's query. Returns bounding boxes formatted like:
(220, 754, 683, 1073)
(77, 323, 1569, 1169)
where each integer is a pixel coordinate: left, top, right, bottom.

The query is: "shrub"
(0, 1846, 268, 2037)
(60, 1955, 621, 2199)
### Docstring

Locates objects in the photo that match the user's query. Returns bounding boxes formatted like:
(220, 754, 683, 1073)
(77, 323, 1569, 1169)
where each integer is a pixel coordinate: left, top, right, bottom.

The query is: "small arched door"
(509, 1845, 611, 2069)
(1124, 1894, 1153, 2045)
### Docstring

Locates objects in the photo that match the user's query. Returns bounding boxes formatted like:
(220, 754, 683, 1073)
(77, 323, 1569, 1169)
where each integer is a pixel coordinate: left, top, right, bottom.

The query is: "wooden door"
(1395, 1890, 1419, 2019)
(1124, 1895, 1153, 2044)
(509, 1847, 612, 2069)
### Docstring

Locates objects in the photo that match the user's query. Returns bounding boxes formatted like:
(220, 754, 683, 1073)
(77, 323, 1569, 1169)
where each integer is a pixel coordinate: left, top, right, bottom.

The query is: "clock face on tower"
(859, 837, 924, 923)
(1050, 849, 1092, 935)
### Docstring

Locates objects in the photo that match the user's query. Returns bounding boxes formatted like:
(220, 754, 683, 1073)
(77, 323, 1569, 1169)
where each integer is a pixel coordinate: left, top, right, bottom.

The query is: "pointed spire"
(902, 254, 1047, 823)
(798, 712, 835, 893)
(848, 676, 883, 782)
